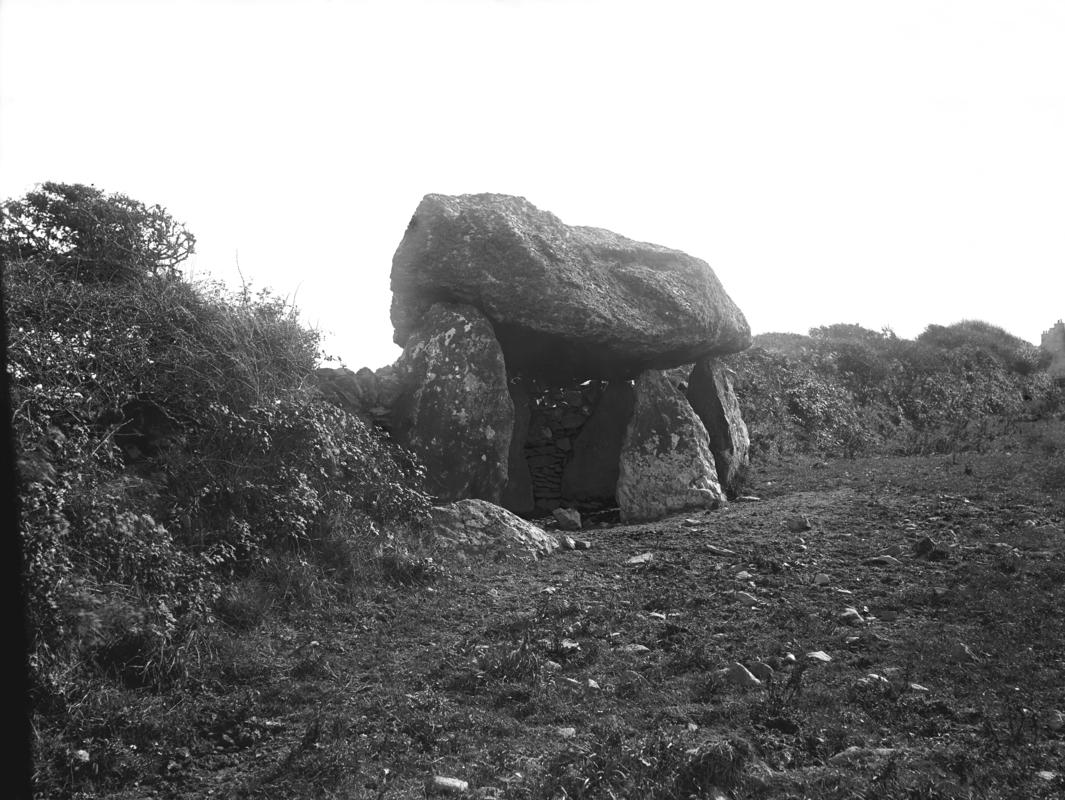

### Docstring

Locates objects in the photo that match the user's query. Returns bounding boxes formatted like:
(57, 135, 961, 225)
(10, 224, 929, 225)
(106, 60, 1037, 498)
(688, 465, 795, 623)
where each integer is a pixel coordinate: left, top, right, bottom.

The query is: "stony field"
(62, 422, 1065, 800)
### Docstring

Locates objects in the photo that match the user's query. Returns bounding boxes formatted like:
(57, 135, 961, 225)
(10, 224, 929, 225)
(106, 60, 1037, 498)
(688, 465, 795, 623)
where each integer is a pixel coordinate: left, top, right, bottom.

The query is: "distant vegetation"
(5, 183, 431, 714)
(727, 321, 1062, 460)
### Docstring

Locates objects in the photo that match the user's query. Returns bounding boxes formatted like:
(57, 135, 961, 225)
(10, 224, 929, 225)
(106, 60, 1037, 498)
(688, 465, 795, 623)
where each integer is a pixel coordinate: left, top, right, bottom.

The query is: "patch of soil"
(60, 448, 1065, 799)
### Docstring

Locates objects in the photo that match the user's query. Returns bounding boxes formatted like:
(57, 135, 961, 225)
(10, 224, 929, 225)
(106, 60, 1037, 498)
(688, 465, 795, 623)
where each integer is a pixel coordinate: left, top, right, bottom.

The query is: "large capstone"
(686, 357, 750, 498)
(391, 194, 751, 381)
(391, 302, 513, 503)
(616, 370, 725, 522)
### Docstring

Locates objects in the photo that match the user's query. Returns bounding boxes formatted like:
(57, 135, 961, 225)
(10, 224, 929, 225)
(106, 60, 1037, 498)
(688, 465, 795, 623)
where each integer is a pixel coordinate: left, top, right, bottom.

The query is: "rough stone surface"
(686, 357, 750, 498)
(430, 500, 560, 561)
(616, 371, 725, 522)
(315, 364, 403, 429)
(501, 377, 534, 515)
(391, 194, 750, 380)
(391, 303, 513, 503)
(552, 507, 582, 531)
(560, 380, 635, 507)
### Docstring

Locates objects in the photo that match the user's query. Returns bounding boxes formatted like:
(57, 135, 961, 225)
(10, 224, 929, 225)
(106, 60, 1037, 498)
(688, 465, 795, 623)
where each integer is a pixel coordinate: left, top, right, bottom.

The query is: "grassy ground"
(36, 423, 1065, 799)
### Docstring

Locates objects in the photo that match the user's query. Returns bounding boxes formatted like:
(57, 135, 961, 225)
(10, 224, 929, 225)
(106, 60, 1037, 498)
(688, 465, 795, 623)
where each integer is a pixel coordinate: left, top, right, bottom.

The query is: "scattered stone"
(951, 642, 980, 663)
(430, 500, 560, 561)
(558, 536, 578, 551)
(619, 644, 651, 655)
(735, 591, 761, 607)
(828, 746, 897, 766)
(429, 775, 469, 794)
(1045, 709, 1065, 732)
(552, 507, 582, 531)
(72, 749, 90, 764)
(626, 552, 654, 565)
(736, 570, 754, 581)
(737, 495, 761, 502)
(856, 673, 892, 691)
(783, 652, 797, 665)
(725, 662, 763, 688)
(813, 573, 831, 586)
(908, 683, 930, 693)
(557, 727, 577, 739)
(572, 538, 592, 550)
(1036, 770, 1059, 782)
(560, 639, 581, 652)
(863, 555, 902, 567)
(839, 607, 865, 626)
(704, 544, 737, 557)
(543, 660, 563, 672)
(914, 536, 937, 557)
(617, 370, 725, 522)
(806, 650, 832, 663)
(746, 661, 775, 682)
(586, 678, 601, 691)
(787, 515, 813, 533)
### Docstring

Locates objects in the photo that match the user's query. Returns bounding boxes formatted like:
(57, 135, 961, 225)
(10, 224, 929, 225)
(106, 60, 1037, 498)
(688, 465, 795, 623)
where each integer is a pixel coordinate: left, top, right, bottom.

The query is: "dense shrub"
(6, 184, 430, 704)
(729, 322, 1061, 459)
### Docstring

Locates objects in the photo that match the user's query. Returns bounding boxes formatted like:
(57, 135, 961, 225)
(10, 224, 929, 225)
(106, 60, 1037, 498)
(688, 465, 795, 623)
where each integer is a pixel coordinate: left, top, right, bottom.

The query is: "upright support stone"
(560, 380, 635, 508)
(686, 357, 750, 498)
(501, 376, 535, 515)
(617, 370, 724, 522)
(392, 302, 513, 503)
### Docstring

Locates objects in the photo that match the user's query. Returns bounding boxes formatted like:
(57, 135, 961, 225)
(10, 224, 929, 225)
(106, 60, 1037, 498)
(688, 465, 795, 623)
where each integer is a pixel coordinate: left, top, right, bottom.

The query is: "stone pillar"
(617, 370, 724, 522)
(391, 302, 513, 503)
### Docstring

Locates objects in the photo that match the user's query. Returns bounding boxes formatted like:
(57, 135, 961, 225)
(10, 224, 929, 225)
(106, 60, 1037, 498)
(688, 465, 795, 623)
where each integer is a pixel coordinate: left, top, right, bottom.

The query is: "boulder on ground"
(560, 380, 635, 507)
(391, 194, 750, 380)
(686, 357, 750, 497)
(391, 302, 513, 503)
(617, 370, 725, 522)
(430, 499, 560, 561)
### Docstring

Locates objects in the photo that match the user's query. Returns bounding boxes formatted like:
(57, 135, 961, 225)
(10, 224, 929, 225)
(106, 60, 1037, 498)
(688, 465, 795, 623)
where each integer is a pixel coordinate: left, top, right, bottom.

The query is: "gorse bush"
(728, 322, 1062, 459)
(6, 183, 430, 703)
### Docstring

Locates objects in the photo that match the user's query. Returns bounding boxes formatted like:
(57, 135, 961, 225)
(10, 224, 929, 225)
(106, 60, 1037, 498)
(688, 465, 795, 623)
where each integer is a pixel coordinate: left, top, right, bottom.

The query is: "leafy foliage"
(6, 184, 430, 707)
(1, 182, 195, 283)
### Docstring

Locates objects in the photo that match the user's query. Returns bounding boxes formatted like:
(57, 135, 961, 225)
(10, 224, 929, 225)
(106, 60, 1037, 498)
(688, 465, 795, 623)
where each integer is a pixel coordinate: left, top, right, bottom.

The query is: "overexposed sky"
(2, 0, 1063, 368)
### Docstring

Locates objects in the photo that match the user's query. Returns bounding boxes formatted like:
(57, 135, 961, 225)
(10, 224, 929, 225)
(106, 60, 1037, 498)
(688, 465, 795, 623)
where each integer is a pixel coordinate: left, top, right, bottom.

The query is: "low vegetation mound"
(727, 322, 1061, 460)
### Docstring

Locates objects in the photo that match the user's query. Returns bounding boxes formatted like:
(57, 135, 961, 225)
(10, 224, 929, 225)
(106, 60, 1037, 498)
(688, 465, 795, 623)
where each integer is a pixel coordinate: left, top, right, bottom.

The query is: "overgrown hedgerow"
(5, 184, 431, 706)
(727, 322, 1064, 459)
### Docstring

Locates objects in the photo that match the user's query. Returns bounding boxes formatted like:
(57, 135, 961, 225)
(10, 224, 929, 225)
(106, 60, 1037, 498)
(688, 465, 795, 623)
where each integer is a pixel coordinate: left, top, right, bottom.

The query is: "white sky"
(2, 0, 1063, 368)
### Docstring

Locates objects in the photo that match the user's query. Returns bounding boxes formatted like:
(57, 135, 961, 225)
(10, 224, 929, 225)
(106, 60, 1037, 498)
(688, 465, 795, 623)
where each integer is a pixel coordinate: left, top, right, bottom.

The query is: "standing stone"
(391, 302, 513, 503)
(560, 380, 635, 507)
(686, 357, 750, 497)
(617, 371, 725, 522)
(501, 376, 535, 515)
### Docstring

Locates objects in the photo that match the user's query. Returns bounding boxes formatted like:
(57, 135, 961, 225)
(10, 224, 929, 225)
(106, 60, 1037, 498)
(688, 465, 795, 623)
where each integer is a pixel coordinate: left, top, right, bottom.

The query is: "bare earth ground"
(78, 422, 1064, 800)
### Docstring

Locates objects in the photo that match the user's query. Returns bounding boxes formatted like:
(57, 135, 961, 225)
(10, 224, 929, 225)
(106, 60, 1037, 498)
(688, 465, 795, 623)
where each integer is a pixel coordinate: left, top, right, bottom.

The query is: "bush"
(730, 321, 1062, 460)
(6, 184, 431, 705)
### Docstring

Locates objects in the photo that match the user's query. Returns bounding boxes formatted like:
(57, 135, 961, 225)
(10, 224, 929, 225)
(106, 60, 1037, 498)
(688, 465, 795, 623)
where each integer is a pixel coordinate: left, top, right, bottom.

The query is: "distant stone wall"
(1042, 321, 1065, 379)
